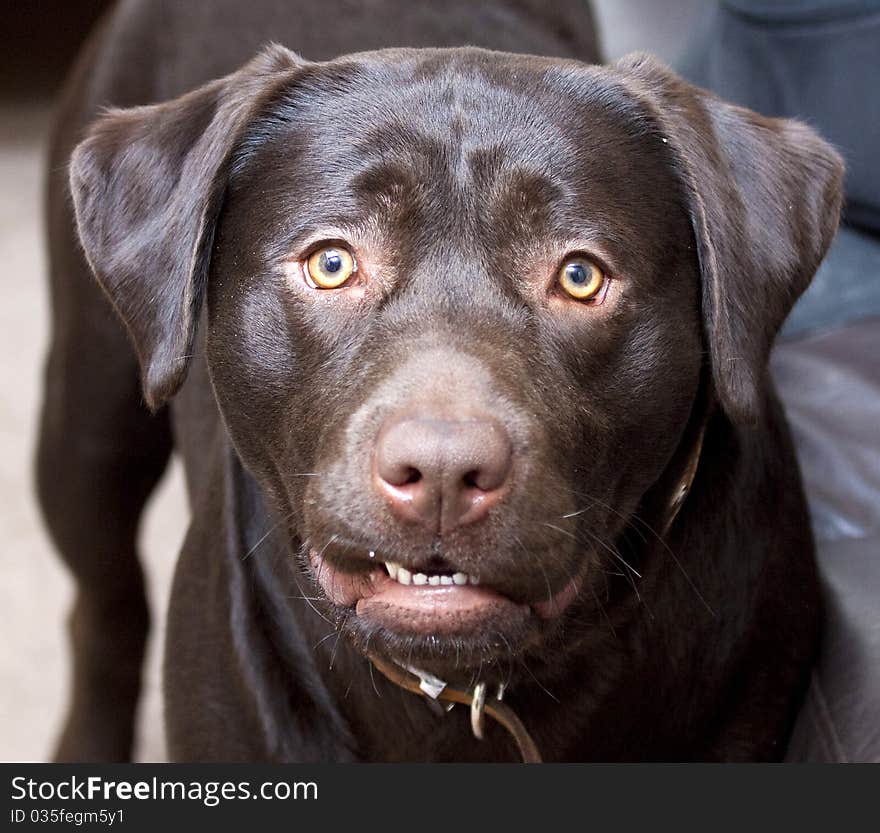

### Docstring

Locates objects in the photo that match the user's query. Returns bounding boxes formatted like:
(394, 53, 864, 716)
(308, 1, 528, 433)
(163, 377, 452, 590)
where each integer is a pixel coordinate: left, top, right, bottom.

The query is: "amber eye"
(557, 256, 605, 301)
(305, 245, 356, 289)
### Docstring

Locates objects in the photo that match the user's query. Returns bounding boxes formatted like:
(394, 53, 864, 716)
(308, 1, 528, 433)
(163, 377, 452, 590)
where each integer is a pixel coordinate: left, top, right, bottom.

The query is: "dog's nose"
(374, 415, 513, 533)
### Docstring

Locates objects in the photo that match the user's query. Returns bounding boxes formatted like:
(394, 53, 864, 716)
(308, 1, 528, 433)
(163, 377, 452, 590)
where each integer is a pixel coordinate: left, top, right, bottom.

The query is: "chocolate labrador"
(37, 0, 843, 761)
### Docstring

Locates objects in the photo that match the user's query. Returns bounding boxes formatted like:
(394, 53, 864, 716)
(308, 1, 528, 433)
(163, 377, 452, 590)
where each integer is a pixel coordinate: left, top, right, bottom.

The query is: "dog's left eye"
(557, 256, 605, 301)
(304, 245, 356, 289)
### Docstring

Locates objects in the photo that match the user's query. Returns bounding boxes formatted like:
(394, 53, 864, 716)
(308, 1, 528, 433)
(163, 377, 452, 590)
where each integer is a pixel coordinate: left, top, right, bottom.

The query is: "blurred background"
(1, 0, 184, 762)
(2, 0, 877, 762)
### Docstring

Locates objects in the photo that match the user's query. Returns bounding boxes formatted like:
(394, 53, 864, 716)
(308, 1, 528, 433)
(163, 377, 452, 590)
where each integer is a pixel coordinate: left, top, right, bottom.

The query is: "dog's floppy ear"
(70, 44, 303, 410)
(616, 54, 844, 424)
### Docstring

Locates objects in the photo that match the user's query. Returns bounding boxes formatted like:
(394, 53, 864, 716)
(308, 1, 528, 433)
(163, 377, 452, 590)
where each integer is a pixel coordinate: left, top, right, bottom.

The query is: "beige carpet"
(0, 101, 187, 762)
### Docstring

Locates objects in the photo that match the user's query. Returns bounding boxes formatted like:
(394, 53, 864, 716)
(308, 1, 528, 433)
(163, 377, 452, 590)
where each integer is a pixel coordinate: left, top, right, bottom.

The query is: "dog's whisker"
(364, 638, 381, 698)
(474, 658, 485, 693)
(541, 521, 578, 542)
(570, 523, 643, 582)
(329, 620, 347, 670)
(295, 590, 334, 625)
(650, 537, 716, 618)
(240, 507, 298, 561)
(512, 533, 555, 610)
(618, 510, 716, 618)
(289, 536, 339, 625)
(565, 485, 707, 588)
(537, 561, 555, 610)
(543, 521, 643, 581)
(493, 630, 516, 692)
(562, 486, 649, 547)
(289, 566, 334, 626)
(313, 629, 340, 651)
(603, 543, 643, 583)
(562, 486, 715, 617)
(577, 492, 713, 617)
(567, 524, 643, 603)
(588, 583, 618, 639)
(518, 658, 560, 704)
(317, 534, 339, 558)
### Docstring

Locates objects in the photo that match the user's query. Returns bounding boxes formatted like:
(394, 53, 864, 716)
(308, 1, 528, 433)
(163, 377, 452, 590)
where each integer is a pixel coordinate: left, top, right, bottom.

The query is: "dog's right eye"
(557, 256, 606, 302)
(304, 245, 356, 289)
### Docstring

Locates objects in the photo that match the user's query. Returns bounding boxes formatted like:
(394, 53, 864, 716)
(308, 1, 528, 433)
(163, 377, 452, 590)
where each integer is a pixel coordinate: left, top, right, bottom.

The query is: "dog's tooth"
(397, 567, 412, 585)
(452, 572, 468, 586)
(428, 575, 441, 586)
(412, 573, 428, 586)
(469, 575, 480, 585)
(385, 562, 399, 579)
(440, 575, 453, 585)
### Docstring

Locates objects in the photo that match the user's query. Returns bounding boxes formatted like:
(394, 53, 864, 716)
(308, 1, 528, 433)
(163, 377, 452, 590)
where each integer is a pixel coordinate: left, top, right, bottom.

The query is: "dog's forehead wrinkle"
(348, 154, 579, 268)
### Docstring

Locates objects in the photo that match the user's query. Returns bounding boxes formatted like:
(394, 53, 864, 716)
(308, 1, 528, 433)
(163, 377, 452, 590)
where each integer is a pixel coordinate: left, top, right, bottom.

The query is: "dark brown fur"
(38, 0, 842, 761)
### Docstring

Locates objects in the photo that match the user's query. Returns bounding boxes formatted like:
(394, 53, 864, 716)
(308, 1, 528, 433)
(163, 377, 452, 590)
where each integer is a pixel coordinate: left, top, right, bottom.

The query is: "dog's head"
(70, 45, 842, 685)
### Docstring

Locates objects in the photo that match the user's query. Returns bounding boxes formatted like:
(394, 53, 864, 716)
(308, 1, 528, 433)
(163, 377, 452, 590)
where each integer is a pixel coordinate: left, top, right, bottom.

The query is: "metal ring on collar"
(470, 682, 487, 739)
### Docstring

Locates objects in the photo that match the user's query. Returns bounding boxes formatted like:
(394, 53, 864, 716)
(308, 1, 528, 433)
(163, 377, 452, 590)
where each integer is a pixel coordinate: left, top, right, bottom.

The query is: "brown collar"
(367, 652, 543, 762)
(659, 400, 710, 538)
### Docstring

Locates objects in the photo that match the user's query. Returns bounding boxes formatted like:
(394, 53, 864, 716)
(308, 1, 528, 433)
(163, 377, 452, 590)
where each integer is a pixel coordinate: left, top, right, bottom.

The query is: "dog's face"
(70, 47, 842, 685)
(206, 50, 702, 677)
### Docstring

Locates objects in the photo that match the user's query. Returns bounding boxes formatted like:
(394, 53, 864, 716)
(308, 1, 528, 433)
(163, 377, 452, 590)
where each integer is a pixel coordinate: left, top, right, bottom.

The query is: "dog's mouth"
(309, 548, 583, 637)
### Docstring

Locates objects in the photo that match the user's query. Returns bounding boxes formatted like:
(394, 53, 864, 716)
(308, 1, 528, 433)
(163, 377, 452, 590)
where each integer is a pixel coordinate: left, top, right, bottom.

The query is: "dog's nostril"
(462, 470, 481, 489)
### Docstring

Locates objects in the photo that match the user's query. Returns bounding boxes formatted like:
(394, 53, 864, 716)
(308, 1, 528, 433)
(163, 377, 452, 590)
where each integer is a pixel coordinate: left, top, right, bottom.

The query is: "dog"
(37, 0, 843, 761)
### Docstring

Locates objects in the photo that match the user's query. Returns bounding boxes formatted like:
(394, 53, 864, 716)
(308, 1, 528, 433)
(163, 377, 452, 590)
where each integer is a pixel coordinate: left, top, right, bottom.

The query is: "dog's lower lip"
(309, 549, 581, 634)
(358, 581, 527, 634)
